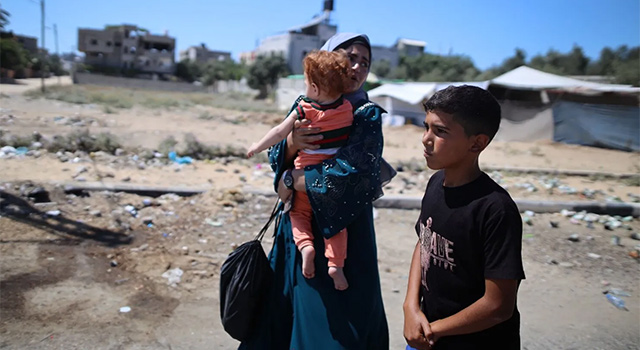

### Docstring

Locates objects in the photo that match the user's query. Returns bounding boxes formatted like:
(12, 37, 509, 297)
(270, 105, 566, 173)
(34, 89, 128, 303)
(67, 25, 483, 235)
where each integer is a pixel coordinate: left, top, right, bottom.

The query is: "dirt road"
(1, 81, 639, 349)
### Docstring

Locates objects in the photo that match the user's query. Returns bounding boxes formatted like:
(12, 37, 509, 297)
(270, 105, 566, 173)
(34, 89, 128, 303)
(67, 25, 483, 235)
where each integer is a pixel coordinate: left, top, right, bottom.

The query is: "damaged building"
(179, 44, 231, 64)
(77, 24, 176, 78)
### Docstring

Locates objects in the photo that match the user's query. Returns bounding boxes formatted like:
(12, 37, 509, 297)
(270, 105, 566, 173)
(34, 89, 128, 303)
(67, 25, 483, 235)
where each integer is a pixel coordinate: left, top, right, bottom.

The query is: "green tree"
(389, 65, 408, 80)
(563, 45, 590, 75)
(175, 59, 202, 83)
(48, 54, 67, 76)
(0, 9, 9, 30)
(500, 48, 527, 74)
(586, 45, 639, 85)
(391, 53, 480, 82)
(247, 54, 289, 98)
(0, 38, 28, 71)
(614, 59, 640, 85)
(612, 46, 640, 85)
(529, 49, 568, 75)
(586, 47, 616, 75)
(527, 45, 589, 76)
(202, 59, 246, 86)
(371, 59, 391, 78)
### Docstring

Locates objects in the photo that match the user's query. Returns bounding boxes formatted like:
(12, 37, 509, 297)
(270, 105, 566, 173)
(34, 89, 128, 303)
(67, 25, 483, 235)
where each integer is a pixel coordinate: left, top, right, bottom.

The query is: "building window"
(107, 41, 112, 47)
(123, 46, 128, 54)
(130, 47, 136, 54)
(90, 39, 98, 45)
(115, 42, 122, 47)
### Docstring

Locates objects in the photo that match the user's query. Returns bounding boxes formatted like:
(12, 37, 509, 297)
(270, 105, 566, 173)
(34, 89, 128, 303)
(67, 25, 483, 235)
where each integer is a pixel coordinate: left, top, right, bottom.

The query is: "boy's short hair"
(423, 85, 502, 141)
(303, 50, 351, 97)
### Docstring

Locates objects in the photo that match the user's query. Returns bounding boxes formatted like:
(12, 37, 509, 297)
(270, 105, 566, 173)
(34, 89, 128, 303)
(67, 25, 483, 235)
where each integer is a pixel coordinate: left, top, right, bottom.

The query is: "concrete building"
(251, 0, 337, 74)
(371, 39, 426, 68)
(179, 44, 231, 63)
(396, 38, 426, 57)
(372, 45, 400, 69)
(77, 24, 176, 77)
(246, 1, 427, 74)
(239, 51, 257, 65)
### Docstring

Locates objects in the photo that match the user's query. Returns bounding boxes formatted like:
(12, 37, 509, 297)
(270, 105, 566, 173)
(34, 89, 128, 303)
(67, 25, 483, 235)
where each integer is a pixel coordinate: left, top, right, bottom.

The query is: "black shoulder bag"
(219, 200, 280, 341)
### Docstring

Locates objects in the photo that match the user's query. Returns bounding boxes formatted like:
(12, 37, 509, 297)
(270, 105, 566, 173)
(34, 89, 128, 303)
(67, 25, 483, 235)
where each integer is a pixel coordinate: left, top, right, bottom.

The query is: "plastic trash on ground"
(605, 293, 627, 310)
(162, 267, 184, 286)
(168, 151, 193, 165)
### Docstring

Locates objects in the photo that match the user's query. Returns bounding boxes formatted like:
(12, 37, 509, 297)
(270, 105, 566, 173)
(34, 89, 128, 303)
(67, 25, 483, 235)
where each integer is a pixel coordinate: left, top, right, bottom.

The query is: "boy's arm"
(247, 111, 298, 157)
(403, 241, 433, 349)
(429, 278, 519, 342)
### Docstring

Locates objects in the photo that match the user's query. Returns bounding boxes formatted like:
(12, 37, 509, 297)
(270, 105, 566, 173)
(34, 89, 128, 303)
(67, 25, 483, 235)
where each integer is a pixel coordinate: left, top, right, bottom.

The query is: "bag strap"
(255, 199, 281, 241)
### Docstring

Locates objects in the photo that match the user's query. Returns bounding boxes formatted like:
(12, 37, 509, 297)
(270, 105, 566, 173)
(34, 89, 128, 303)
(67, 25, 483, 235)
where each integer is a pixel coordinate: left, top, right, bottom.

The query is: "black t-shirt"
(415, 171, 526, 350)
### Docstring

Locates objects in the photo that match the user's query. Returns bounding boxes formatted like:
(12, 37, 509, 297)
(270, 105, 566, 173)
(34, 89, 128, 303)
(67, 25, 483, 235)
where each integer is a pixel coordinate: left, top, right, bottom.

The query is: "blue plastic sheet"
(553, 101, 640, 152)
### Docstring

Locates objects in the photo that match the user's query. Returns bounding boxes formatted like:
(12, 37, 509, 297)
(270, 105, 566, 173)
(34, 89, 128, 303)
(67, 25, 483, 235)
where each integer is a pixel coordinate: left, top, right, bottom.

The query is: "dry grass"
(24, 85, 279, 112)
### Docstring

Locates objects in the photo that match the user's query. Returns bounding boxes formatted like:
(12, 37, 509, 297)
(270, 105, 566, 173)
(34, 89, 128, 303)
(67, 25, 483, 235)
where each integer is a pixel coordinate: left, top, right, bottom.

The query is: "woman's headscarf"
(320, 33, 371, 105)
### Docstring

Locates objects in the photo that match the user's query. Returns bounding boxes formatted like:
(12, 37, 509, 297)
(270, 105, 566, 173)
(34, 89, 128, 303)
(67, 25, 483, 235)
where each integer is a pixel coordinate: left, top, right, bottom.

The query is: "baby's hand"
(247, 144, 258, 158)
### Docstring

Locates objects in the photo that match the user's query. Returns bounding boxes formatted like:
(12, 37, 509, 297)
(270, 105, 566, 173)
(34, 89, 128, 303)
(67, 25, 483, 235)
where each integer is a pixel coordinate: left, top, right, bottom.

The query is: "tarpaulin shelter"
(367, 66, 640, 151)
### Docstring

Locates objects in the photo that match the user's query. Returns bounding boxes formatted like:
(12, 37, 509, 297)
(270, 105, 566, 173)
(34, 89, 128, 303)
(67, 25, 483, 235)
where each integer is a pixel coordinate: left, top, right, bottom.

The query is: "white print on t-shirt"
(419, 217, 456, 291)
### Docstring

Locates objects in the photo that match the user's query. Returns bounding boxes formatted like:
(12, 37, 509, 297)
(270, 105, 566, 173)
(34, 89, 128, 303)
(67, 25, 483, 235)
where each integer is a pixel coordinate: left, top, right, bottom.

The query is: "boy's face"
(422, 110, 477, 170)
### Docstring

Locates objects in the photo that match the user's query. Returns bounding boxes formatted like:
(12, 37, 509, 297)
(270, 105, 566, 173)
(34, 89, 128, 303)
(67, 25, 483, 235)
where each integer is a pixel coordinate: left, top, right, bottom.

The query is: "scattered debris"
(568, 234, 580, 242)
(45, 210, 61, 217)
(119, 306, 132, 313)
(605, 293, 627, 310)
(610, 236, 621, 246)
(161, 267, 184, 286)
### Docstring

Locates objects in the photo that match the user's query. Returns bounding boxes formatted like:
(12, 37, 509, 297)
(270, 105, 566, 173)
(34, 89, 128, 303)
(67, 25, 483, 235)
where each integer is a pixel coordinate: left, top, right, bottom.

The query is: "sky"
(2, 0, 639, 70)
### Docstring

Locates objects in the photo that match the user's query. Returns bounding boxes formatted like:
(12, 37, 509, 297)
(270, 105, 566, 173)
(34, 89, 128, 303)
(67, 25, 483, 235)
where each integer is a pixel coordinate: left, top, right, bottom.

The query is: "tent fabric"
(368, 82, 436, 105)
(302, 67, 640, 152)
(491, 66, 640, 93)
(368, 81, 489, 105)
(553, 101, 640, 152)
(494, 101, 554, 142)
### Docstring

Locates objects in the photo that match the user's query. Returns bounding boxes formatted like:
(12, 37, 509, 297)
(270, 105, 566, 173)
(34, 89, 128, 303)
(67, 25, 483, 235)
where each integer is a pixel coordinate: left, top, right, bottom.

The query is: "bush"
(0, 133, 35, 148)
(181, 133, 245, 159)
(45, 130, 122, 154)
(157, 136, 178, 154)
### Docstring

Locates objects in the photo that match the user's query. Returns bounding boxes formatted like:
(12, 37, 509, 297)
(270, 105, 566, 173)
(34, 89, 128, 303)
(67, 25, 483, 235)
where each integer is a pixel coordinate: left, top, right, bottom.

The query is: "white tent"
(369, 81, 489, 124)
(367, 66, 639, 150)
(491, 66, 640, 93)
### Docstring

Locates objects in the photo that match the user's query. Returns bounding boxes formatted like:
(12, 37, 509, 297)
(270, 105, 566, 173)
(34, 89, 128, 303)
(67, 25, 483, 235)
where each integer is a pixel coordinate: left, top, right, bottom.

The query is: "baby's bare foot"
(328, 266, 348, 290)
(301, 246, 315, 279)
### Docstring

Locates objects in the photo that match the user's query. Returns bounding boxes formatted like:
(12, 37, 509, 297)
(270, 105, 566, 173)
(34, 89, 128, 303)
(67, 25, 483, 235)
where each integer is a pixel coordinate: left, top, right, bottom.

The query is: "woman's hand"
(277, 171, 293, 203)
(404, 305, 434, 350)
(289, 119, 322, 151)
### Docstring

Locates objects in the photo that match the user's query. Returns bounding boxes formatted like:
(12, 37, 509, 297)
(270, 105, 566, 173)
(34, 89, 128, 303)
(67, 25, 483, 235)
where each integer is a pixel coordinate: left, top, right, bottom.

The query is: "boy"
(247, 50, 353, 290)
(403, 85, 525, 349)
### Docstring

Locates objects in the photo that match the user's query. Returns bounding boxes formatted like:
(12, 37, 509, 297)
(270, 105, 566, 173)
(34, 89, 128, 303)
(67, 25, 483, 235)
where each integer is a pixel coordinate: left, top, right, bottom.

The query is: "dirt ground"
(1, 79, 639, 350)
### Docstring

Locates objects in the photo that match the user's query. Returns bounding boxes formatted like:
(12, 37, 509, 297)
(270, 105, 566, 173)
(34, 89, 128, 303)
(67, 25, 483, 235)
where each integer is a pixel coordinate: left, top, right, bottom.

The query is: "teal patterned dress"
(239, 97, 389, 350)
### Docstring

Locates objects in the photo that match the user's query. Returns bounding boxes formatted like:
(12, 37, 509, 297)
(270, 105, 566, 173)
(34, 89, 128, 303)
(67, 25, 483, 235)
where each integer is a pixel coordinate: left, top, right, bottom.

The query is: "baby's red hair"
(303, 50, 351, 97)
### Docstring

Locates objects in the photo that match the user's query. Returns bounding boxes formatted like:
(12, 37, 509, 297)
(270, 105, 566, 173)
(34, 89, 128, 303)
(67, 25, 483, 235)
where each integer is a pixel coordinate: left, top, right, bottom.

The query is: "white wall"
(276, 77, 306, 111)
